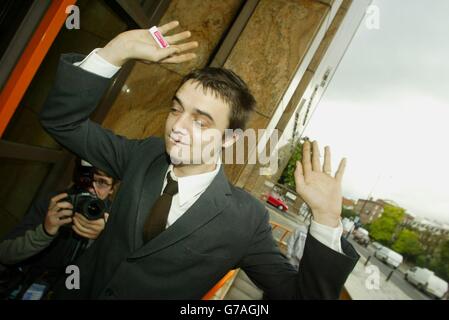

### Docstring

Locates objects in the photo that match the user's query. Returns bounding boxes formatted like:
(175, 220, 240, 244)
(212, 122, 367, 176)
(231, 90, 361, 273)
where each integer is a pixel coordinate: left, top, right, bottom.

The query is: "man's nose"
(88, 186, 96, 194)
(172, 116, 190, 136)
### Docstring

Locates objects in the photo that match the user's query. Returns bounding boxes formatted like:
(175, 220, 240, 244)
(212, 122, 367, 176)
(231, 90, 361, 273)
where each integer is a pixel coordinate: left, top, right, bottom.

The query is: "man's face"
(165, 80, 231, 165)
(87, 171, 114, 200)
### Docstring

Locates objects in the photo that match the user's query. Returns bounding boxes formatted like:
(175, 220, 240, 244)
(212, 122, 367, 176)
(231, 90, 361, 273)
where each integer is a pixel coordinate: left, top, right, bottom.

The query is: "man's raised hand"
(97, 21, 198, 67)
(294, 140, 346, 228)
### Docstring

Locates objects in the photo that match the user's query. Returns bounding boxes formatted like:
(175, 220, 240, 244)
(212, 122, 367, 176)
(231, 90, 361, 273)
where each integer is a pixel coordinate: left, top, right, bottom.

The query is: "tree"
(392, 229, 423, 261)
(430, 239, 449, 282)
(369, 204, 405, 245)
(341, 207, 358, 220)
(278, 140, 304, 190)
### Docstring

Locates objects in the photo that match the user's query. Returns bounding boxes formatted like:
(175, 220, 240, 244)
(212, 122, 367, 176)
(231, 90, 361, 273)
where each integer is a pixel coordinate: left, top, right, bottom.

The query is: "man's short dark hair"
(179, 67, 256, 130)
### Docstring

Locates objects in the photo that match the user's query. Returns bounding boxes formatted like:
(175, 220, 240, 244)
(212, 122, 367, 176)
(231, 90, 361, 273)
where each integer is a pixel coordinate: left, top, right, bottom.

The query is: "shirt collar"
(167, 161, 221, 207)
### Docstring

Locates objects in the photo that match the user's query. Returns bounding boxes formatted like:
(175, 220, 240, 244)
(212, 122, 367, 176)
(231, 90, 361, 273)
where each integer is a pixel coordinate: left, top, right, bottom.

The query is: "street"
(347, 237, 431, 300)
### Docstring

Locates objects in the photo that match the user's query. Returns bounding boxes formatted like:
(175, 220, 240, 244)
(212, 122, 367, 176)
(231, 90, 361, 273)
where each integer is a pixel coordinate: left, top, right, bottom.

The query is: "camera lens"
(84, 199, 105, 220)
(76, 194, 106, 220)
(87, 202, 102, 217)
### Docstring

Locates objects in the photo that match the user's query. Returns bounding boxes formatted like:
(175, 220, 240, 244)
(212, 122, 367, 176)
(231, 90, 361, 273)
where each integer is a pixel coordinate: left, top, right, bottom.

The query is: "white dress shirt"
(164, 163, 221, 227)
(74, 49, 344, 253)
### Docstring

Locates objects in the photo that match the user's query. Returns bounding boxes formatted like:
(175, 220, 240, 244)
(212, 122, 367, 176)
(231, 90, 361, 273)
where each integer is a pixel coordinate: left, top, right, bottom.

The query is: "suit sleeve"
(40, 53, 142, 180)
(239, 209, 359, 300)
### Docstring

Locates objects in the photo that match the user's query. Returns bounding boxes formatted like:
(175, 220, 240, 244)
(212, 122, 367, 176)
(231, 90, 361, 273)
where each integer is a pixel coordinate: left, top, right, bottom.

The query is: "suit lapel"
(129, 167, 232, 259)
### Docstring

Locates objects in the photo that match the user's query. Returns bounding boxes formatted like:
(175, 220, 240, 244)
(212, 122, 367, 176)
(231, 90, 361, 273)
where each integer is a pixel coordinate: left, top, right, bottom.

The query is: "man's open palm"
(294, 141, 346, 228)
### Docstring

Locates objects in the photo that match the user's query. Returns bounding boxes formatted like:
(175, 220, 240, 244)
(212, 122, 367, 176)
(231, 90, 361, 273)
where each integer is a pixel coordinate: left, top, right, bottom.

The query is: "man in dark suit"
(40, 21, 359, 299)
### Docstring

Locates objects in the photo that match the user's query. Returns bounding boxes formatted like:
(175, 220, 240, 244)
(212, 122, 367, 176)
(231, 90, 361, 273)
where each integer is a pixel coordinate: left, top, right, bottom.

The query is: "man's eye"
(193, 119, 205, 127)
(170, 107, 181, 113)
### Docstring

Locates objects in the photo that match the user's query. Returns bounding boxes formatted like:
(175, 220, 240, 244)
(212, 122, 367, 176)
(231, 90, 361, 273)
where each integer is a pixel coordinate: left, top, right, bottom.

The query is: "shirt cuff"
(73, 48, 121, 78)
(309, 219, 343, 253)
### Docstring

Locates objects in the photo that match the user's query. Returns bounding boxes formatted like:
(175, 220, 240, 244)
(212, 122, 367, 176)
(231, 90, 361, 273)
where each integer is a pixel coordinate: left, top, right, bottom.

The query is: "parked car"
(266, 194, 288, 211)
(405, 267, 448, 299)
(374, 246, 403, 269)
(353, 228, 370, 247)
(371, 241, 383, 251)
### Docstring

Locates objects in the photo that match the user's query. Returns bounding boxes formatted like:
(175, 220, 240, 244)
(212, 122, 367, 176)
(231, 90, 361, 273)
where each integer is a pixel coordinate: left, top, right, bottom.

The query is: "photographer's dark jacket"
(41, 54, 359, 300)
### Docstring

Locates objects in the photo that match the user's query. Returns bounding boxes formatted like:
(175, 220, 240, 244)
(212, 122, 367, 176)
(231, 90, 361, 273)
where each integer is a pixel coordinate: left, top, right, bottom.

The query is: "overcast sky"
(303, 0, 449, 224)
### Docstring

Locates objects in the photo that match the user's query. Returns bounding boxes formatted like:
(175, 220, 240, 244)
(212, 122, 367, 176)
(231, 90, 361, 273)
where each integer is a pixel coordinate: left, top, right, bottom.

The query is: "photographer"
(0, 159, 116, 298)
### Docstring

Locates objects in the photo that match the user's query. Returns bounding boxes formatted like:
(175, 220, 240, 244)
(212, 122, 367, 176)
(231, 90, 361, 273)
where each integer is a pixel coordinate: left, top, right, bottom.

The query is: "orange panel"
(0, 0, 77, 137)
(202, 269, 237, 300)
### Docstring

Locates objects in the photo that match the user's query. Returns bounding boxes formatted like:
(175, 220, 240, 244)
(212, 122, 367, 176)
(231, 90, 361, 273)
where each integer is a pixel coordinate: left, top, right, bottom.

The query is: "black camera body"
(65, 190, 106, 221)
(62, 159, 107, 221)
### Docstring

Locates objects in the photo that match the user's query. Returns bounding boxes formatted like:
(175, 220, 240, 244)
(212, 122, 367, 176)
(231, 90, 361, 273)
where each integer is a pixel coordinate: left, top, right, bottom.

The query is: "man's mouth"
(169, 134, 189, 146)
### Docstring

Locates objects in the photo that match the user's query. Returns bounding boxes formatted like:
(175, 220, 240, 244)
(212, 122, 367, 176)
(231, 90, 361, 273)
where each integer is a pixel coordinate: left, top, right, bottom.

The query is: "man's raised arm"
(240, 141, 359, 299)
(40, 21, 198, 179)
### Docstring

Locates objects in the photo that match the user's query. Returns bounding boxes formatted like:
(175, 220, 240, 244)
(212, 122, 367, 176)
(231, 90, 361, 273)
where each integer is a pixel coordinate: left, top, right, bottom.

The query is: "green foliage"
(369, 217, 397, 245)
(369, 204, 405, 245)
(341, 207, 358, 220)
(430, 240, 449, 282)
(392, 229, 423, 260)
(415, 254, 429, 268)
(278, 141, 304, 190)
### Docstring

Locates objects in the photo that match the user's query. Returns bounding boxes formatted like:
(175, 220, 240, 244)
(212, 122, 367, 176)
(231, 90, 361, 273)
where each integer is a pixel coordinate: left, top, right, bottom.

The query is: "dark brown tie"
(143, 173, 178, 243)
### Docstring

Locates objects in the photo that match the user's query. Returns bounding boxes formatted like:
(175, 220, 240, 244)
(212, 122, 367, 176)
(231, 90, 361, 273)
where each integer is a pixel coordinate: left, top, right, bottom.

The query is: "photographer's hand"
(294, 141, 346, 228)
(44, 193, 73, 236)
(72, 212, 109, 240)
(97, 20, 198, 67)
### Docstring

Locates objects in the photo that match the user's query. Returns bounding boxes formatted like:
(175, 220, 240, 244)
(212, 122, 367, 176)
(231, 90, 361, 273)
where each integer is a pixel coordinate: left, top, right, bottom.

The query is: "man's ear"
(222, 130, 241, 149)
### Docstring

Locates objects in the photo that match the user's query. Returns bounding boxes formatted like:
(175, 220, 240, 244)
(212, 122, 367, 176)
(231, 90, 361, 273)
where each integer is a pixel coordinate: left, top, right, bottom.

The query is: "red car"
(266, 195, 289, 211)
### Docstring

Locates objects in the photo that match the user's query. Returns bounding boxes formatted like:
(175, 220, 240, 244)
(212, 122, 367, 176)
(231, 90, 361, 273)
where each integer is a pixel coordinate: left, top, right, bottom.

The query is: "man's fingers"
(73, 212, 90, 225)
(165, 31, 191, 44)
(335, 158, 347, 183)
(72, 224, 97, 239)
(55, 209, 73, 219)
(323, 146, 332, 174)
(161, 53, 197, 64)
(55, 201, 73, 210)
(49, 193, 68, 210)
(294, 161, 305, 189)
(50, 193, 68, 204)
(134, 40, 198, 63)
(139, 44, 180, 62)
(156, 42, 198, 63)
(74, 213, 103, 232)
(72, 217, 97, 236)
(312, 140, 322, 172)
(302, 141, 312, 178)
(59, 217, 73, 225)
(158, 21, 180, 35)
(172, 41, 199, 53)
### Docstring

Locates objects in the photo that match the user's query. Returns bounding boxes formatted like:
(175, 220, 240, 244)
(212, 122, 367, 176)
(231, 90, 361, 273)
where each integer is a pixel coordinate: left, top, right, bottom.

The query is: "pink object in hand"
(149, 26, 170, 48)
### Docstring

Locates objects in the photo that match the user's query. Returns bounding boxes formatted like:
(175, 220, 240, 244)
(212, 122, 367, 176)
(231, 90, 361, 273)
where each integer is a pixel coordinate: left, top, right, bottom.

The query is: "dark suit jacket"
(40, 54, 359, 299)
